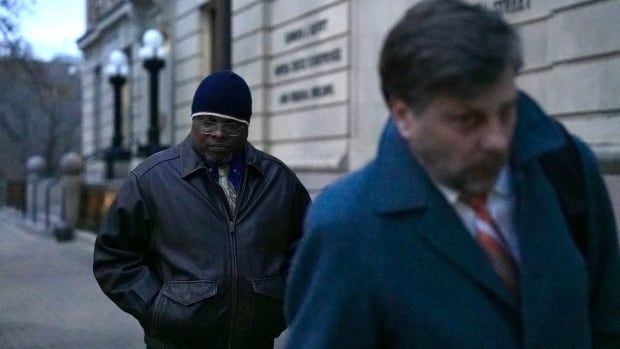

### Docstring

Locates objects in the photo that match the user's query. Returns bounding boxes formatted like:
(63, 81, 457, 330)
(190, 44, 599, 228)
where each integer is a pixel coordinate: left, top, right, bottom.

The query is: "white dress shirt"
(434, 166, 521, 264)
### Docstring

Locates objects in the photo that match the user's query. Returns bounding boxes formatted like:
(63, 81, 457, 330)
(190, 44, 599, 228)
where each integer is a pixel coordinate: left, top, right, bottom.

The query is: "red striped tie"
(462, 194, 519, 297)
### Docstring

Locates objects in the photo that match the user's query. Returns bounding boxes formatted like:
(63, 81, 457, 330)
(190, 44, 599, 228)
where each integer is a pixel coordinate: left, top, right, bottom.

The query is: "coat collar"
(370, 120, 430, 214)
(179, 136, 265, 179)
(371, 91, 565, 214)
(370, 120, 520, 308)
(368, 91, 567, 309)
(510, 91, 566, 166)
(180, 137, 206, 178)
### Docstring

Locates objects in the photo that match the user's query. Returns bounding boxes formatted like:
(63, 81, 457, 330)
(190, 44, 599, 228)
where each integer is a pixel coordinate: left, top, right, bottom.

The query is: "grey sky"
(20, 0, 86, 61)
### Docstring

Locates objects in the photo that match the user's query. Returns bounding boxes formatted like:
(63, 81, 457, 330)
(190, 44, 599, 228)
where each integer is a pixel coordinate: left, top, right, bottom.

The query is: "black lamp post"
(138, 29, 168, 157)
(215, 0, 231, 70)
(103, 50, 131, 179)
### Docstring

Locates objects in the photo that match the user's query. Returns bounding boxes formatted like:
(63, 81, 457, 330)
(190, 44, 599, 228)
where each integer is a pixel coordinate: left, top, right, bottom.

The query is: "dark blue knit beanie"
(191, 70, 252, 124)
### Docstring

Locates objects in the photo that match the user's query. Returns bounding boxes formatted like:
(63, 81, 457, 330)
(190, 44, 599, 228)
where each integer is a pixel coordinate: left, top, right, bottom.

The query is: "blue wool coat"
(284, 93, 620, 348)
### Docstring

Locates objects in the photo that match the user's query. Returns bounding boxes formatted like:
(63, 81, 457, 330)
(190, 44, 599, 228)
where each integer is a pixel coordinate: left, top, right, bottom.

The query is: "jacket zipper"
(227, 219, 238, 349)
(227, 171, 248, 349)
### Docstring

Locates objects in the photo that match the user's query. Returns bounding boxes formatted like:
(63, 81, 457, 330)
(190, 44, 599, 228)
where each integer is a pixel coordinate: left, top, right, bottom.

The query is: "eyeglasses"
(194, 120, 247, 137)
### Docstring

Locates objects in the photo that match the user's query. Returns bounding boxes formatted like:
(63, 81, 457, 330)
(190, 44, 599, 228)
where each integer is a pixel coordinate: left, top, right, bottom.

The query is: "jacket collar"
(179, 136, 265, 179)
(370, 118, 520, 309)
(180, 137, 206, 178)
(369, 91, 565, 310)
(245, 142, 266, 176)
(510, 91, 566, 166)
(371, 120, 430, 214)
(372, 91, 565, 214)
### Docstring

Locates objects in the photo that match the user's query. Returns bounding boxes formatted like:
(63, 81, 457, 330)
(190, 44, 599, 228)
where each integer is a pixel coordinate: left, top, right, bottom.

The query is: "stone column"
(25, 155, 46, 222)
(60, 152, 84, 230)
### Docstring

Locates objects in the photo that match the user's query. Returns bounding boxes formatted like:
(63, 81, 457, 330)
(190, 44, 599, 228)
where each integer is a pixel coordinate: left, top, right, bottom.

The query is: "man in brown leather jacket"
(94, 70, 310, 349)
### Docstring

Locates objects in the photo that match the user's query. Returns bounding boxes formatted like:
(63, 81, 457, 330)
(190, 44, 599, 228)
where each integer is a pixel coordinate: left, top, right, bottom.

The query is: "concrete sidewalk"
(0, 208, 143, 349)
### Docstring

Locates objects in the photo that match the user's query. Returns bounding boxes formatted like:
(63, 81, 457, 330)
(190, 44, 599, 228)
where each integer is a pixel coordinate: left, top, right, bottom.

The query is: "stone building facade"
(78, 0, 620, 221)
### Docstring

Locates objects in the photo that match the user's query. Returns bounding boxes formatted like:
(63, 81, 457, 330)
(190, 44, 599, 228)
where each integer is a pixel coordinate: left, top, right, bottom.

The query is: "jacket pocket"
(251, 276, 285, 337)
(148, 280, 219, 337)
(252, 276, 283, 300)
(162, 280, 218, 305)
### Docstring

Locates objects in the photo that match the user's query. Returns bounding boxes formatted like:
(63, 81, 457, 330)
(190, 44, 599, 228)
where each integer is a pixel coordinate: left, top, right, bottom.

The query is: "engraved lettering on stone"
(492, 0, 531, 14)
(279, 84, 334, 105)
(274, 48, 342, 77)
(285, 19, 328, 44)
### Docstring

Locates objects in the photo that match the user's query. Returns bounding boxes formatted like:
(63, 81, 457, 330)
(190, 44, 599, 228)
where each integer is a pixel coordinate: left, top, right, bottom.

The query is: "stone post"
(59, 152, 83, 231)
(25, 155, 46, 222)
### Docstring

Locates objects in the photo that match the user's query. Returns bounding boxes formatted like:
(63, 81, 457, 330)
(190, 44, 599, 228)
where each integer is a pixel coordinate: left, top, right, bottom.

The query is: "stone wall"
(79, 0, 620, 210)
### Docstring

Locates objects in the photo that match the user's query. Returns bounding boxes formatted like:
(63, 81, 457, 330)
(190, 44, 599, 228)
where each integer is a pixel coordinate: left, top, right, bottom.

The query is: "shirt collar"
(494, 166, 513, 197)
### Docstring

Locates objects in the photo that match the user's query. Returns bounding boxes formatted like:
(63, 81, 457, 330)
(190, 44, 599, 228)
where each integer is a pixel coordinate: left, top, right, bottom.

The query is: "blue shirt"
(203, 150, 245, 190)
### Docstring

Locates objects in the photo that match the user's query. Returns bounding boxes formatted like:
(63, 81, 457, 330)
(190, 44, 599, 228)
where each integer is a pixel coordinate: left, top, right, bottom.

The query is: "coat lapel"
(511, 161, 568, 282)
(419, 197, 519, 309)
(371, 120, 519, 309)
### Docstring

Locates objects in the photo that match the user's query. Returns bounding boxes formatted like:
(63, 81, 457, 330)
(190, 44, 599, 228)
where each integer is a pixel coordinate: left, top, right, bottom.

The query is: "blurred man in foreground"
(284, 1, 620, 347)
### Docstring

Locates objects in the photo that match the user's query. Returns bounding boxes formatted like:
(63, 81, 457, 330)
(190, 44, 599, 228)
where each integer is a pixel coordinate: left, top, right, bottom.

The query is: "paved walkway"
(0, 208, 143, 349)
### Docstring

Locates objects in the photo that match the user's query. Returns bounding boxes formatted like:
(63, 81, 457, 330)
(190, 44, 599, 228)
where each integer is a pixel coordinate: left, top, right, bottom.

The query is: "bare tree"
(0, 57, 81, 178)
(0, 0, 81, 179)
(0, 0, 33, 57)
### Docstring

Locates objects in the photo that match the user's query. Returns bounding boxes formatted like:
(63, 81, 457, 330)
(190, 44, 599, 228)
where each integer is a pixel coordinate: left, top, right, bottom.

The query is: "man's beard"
(440, 156, 507, 196)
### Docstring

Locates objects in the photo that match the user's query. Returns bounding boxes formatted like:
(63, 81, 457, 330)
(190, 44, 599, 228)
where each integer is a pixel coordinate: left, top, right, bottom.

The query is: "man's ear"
(389, 96, 415, 139)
